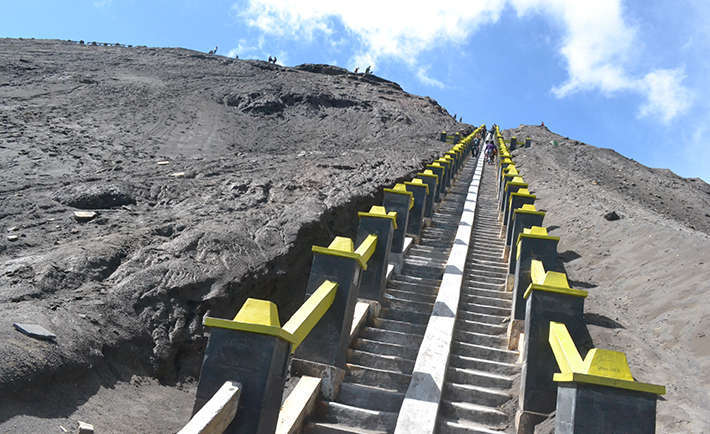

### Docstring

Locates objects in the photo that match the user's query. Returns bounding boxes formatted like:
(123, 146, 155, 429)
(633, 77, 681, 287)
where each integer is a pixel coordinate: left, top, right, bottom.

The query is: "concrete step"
(446, 366, 514, 389)
(443, 382, 511, 407)
(465, 263, 507, 273)
(467, 257, 508, 268)
(360, 326, 423, 347)
(457, 309, 508, 325)
(438, 401, 509, 428)
(459, 302, 510, 317)
(462, 280, 506, 291)
(385, 287, 437, 304)
(467, 269, 507, 280)
(455, 318, 507, 336)
(353, 338, 419, 360)
(337, 382, 405, 412)
(393, 274, 442, 286)
(382, 296, 433, 315)
(379, 307, 430, 325)
(461, 287, 512, 300)
(315, 401, 397, 433)
(452, 341, 518, 364)
(387, 279, 438, 295)
(454, 330, 507, 347)
(468, 252, 504, 262)
(460, 293, 511, 307)
(438, 416, 508, 434)
(405, 254, 447, 265)
(400, 263, 444, 280)
(347, 349, 414, 374)
(305, 421, 387, 434)
(345, 363, 411, 393)
(371, 317, 427, 335)
(464, 274, 506, 285)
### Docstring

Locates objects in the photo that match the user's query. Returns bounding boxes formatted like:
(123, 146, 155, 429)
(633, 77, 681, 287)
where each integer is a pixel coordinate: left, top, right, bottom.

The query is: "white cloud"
(638, 68, 693, 123)
(512, 0, 692, 122)
(416, 66, 445, 89)
(235, 0, 505, 83)
(235, 0, 693, 121)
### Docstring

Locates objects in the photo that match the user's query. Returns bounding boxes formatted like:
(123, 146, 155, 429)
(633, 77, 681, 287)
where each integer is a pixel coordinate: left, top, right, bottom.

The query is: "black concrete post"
(194, 302, 290, 434)
(500, 178, 528, 219)
(519, 289, 586, 420)
(404, 180, 428, 237)
(416, 170, 439, 218)
(503, 190, 536, 232)
(498, 167, 519, 201)
(426, 163, 446, 201)
(555, 383, 659, 434)
(383, 185, 413, 254)
(440, 131, 447, 142)
(510, 136, 517, 151)
(511, 230, 560, 321)
(294, 239, 363, 368)
(525, 137, 532, 148)
(497, 157, 513, 193)
(356, 208, 395, 302)
(446, 151, 459, 174)
(506, 206, 545, 269)
(436, 158, 453, 189)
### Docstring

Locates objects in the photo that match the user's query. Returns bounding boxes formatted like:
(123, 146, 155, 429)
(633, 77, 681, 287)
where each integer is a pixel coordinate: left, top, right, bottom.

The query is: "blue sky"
(2, 0, 708, 180)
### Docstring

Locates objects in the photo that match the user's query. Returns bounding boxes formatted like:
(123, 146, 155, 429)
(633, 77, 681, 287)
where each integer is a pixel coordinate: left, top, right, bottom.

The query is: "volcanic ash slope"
(504, 125, 710, 433)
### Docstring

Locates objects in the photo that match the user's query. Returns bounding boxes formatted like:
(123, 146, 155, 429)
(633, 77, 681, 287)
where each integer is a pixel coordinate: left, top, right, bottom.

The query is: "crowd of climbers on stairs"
(178, 124, 666, 434)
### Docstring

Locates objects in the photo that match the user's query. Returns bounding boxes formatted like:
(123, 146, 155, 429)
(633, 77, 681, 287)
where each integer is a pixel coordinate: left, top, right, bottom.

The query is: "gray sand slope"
(504, 125, 710, 433)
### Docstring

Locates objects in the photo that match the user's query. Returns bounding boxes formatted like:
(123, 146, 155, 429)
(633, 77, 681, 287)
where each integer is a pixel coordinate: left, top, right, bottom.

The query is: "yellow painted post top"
(514, 204, 545, 216)
(417, 170, 439, 183)
(505, 177, 528, 192)
(524, 259, 588, 299)
(426, 163, 445, 176)
(203, 280, 339, 353)
(358, 205, 398, 229)
(312, 234, 379, 269)
(384, 183, 414, 210)
(233, 298, 280, 326)
(549, 321, 666, 395)
(515, 226, 561, 259)
(509, 189, 536, 206)
(405, 178, 429, 195)
(504, 166, 519, 176)
(204, 298, 289, 341)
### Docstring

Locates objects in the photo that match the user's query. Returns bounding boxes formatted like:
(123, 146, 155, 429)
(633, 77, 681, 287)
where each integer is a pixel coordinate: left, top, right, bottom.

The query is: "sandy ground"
(504, 125, 710, 433)
(0, 38, 466, 433)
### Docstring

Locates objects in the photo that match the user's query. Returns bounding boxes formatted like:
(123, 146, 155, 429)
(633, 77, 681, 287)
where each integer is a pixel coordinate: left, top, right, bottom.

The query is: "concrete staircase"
(304, 156, 479, 434)
(437, 161, 520, 434)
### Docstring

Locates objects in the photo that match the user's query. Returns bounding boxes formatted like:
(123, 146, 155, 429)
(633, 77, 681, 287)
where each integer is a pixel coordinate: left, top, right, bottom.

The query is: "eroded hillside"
(0, 38, 465, 414)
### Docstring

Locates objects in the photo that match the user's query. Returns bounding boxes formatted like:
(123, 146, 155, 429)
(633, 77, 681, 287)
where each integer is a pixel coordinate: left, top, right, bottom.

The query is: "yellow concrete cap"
(524, 226, 548, 236)
(405, 178, 430, 195)
(358, 206, 398, 229)
(328, 236, 354, 252)
(521, 204, 537, 211)
(549, 322, 666, 395)
(233, 298, 280, 327)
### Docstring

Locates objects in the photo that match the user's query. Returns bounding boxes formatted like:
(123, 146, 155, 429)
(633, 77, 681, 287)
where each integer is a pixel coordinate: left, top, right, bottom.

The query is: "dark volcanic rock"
(54, 183, 136, 209)
(0, 37, 467, 402)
